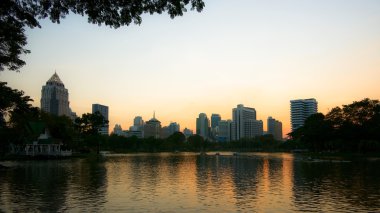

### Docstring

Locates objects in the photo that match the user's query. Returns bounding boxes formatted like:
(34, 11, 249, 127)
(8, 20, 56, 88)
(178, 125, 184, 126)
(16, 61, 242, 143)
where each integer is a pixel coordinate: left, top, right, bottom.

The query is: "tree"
(0, 0, 205, 72)
(187, 134, 204, 151)
(74, 111, 108, 136)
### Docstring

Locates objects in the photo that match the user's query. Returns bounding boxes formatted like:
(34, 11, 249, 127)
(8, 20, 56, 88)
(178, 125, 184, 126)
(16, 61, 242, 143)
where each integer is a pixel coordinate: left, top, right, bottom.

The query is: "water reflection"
(1, 153, 379, 212)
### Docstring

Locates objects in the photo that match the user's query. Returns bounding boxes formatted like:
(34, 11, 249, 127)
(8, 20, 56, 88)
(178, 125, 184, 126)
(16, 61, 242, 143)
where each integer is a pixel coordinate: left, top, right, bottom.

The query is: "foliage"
(289, 98, 380, 152)
(0, 81, 40, 148)
(74, 111, 108, 136)
(0, 0, 205, 71)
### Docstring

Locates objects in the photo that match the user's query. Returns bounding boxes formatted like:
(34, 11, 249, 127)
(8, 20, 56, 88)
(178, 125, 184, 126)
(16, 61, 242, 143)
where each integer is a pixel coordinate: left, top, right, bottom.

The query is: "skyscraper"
(211, 114, 221, 129)
(232, 104, 258, 140)
(92, 104, 109, 135)
(210, 113, 221, 139)
(134, 116, 144, 127)
(218, 120, 232, 142)
(290, 98, 318, 131)
(40, 72, 70, 117)
(267, 116, 283, 141)
(144, 113, 161, 139)
(196, 113, 210, 139)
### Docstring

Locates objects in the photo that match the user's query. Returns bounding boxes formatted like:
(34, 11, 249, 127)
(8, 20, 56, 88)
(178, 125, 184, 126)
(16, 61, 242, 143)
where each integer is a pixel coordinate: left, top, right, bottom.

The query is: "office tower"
(210, 113, 221, 139)
(290, 98, 318, 131)
(217, 120, 232, 142)
(113, 124, 124, 136)
(144, 112, 161, 139)
(244, 120, 263, 137)
(196, 113, 210, 139)
(168, 122, 180, 135)
(267, 116, 283, 141)
(232, 104, 257, 140)
(40, 72, 70, 117)
(92, 103, 109, 135)
(134, 116, 144, 127)
(211, 114, 221, 129)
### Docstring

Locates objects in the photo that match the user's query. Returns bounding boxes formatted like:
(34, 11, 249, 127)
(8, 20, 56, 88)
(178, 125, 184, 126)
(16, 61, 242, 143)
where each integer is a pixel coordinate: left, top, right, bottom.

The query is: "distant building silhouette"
(267, 116, 283, 140)
(232, 104, 262, 140)
(183, 128, 193, 138)
(196, 113, 210, 139)
(144, 112, 161, 139)
(210, 113, 221, 139)
(290, 98, 318, 131)
(92, 103, 109, 135)
(40, 72, 71, 117)
(134, 116, 144, 128)
(113, 124, 124, 136)
(217, 120, 232, 142)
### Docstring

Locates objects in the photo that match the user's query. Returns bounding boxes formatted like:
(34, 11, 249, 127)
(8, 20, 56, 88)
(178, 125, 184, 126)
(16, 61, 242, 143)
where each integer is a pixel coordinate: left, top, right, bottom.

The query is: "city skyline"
(2, 0, 379, 135)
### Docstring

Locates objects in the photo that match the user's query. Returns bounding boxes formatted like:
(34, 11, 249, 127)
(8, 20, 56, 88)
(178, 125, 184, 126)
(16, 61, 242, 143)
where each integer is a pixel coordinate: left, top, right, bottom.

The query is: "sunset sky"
(2, 0, 380, 136)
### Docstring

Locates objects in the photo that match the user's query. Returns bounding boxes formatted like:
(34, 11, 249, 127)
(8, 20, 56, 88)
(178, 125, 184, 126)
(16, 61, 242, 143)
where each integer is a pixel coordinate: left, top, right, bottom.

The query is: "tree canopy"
(0, 0, 205, 71)
(289, 98, 380, 152)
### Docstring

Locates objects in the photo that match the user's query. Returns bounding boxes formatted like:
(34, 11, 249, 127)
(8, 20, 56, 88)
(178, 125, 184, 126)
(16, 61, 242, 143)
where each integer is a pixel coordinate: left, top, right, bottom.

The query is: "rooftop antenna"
(153, 111, 155, 119)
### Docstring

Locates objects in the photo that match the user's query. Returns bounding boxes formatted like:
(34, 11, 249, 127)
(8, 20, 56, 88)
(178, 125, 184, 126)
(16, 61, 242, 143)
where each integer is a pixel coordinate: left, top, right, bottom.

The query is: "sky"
(1, 0, 380, 136)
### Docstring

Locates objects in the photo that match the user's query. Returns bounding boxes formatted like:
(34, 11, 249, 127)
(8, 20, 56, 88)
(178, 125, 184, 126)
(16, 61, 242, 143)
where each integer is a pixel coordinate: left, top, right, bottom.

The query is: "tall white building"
(290, 98, 318, 131)
(40, 72, 70, 117)
(232, 104, 259, 140)
(267, 116, 283, 141)
(196, 113, 210, 139)
(92, 104, 109, 135)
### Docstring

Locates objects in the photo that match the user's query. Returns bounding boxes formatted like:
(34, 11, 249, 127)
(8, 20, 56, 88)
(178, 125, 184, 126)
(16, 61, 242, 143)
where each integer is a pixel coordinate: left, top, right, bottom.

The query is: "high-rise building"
(244, 120, 263, 138)
(92, 104, 109, 135)
(168, 122, 180, 135)
(196, 113, 210, 139)
(40, 72, 70, 117)
(218, 120, 232, 142)
(113, 124, 124, 136)
(290, 98, 318, 131)
(232, 104, 257, 140)
(211, 114, 221, 129)
(134, 116, 144, 127)
(267, 116, 283, 141)
(144, 113, 161, 139)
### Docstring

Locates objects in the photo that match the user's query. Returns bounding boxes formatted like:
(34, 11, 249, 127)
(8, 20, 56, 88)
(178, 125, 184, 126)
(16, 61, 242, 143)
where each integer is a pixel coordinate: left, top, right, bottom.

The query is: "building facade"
(144, 113, 161, 139)
(232, 104, 257, 140)
(92, 104, 109, 135)
(40, 72, 71, 117)
(267, 116, 283, 141)
(290, 98, 318, 131)
(217, 120, 232, 142)
(196, 113, 210, 139)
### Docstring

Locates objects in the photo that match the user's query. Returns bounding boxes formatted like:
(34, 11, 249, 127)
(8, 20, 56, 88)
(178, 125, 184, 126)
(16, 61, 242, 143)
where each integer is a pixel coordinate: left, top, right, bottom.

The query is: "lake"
(1, 152, 379, 212)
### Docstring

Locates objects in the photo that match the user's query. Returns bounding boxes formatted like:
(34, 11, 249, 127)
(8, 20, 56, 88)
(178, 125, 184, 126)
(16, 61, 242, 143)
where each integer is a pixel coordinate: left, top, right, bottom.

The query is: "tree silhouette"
(0, 0, 205, 71)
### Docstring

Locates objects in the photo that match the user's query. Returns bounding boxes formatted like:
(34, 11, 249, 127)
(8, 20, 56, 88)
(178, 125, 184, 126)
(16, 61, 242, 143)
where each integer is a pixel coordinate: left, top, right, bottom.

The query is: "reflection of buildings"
(1, 159, 107, 211)
(41, 72, 72, 117)
(290, 98, 318, 131)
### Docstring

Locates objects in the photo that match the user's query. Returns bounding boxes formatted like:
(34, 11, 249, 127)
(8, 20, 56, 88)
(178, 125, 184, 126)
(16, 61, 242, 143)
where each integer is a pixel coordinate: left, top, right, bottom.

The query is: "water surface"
(1, 152, 379, 212)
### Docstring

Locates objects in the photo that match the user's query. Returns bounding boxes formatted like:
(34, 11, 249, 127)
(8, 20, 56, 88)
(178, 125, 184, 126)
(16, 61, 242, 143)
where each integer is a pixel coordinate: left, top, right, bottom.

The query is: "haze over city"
(1, 0, 379, 135)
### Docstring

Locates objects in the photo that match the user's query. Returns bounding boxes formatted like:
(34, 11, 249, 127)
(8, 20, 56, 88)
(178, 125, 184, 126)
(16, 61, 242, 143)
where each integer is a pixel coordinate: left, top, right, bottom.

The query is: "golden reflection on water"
(1, 153, 380, 212)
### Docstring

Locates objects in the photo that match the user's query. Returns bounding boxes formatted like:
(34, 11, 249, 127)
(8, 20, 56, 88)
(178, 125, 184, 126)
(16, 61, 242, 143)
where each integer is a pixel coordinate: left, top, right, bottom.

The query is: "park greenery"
(288, 98, 380, 153)
(0, 0, 205, 72)
(1, 82, 380, 156)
